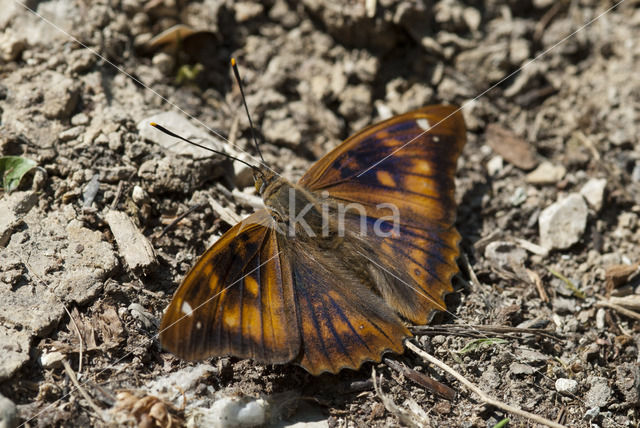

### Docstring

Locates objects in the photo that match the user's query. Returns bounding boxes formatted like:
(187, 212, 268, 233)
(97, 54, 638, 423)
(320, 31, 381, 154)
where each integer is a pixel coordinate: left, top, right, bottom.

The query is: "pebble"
(580, 178, 606, 211)
(553, 297, 576, 314)
(539, 193, 588, 250)
(131, 185, 147, 205)
(555, 378, 578, 395)
(486, 155, 503, 175)
(484, 241, 527, 270)
(58, 126, 85, 142)
(0, 393, 17, 428)
(105, 210, 157, 273)
(526, 161, 566, 185)
(0, 30, 25, 62)
(585, 377, 612, 408)
(595, 308, 606, 330)
(40, 350, 65, 369)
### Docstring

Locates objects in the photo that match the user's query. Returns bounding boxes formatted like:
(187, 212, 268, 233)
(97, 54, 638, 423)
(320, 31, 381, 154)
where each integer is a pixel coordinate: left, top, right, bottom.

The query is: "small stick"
(406, 341, 566, 428)
(527, 268, 549, 303)
(384, 358, 456, 400)
(596, 298, 640, 321)
(62, 360, 104, 420)
(157, 203, 204, 238)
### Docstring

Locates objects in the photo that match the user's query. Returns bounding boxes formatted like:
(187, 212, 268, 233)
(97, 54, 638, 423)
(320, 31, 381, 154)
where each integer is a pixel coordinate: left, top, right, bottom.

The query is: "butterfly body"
(160, 105, 466, 375)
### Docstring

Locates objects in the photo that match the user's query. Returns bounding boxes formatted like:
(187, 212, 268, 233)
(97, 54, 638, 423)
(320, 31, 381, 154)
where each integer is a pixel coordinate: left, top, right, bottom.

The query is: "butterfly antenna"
(230, 58, 265, 163)
(149, 122, 260, 173)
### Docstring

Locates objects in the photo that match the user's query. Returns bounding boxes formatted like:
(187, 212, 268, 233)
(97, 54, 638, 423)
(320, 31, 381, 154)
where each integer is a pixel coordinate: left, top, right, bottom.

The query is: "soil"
(1, 0, 639, 427)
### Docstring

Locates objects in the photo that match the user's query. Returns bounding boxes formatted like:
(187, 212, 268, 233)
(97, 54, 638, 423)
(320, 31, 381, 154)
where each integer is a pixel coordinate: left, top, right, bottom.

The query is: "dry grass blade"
(410, 324, 563, 342)
(406, 342, 567, 428)
(62, 360, 104, 421)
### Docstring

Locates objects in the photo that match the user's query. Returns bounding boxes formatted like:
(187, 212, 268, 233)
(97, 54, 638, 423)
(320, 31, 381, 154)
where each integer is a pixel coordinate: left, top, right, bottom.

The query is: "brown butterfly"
(159, 105, 466, 375)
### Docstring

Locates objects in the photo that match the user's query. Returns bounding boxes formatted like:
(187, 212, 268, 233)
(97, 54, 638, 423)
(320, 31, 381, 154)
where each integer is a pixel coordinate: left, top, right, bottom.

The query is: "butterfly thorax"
(255, 168, 336, 241)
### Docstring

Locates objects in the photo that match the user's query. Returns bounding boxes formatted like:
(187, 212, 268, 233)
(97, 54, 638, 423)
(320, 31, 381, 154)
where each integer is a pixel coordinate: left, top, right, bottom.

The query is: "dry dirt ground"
(1, 0, 640, 427)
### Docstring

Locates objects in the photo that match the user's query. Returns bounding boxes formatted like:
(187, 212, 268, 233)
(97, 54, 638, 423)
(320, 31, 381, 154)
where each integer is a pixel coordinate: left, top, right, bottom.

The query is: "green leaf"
(492, 418, 510, 428)
(456, 338, 509, 355)
(0, 156, 37, 193)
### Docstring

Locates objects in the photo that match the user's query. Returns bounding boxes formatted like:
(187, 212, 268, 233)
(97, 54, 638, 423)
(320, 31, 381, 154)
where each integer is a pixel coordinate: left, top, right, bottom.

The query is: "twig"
(384, 358, 456, 400)
(157, 203, 204, 238)
(527, 268, 549, 303)
(596, 297, 640, 321)
(406, 341, 566, 428)
(62, 359, 104, 420)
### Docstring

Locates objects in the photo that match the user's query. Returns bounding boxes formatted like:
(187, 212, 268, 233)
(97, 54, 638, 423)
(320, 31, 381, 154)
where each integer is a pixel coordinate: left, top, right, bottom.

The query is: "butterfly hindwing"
(299, 105, 466, 324)
(159, 210, 300, 364)
(282, 237, 409, 375)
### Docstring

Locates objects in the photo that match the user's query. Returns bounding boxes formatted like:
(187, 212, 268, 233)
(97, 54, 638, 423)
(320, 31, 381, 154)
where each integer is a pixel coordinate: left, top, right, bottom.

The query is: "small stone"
(526, 161, 566, 185)
(555, 378, 578, 395)
(71, 112, 90, 126)
(632, 162, 640, 182)
(40, 350, 65, 369)
(58, 126, 85, 142)
(539, 193, 588, 250)
(0, 191, 38, 246)
(583, 406, 600, 421)
(42, 72, 80, 120)
(553, 297, 576, 314)
(131, 185, 147, 205)
(485, 241, 527, 271)
(0, 29, 26, 62)
(580, 178, 606, 211)
(105, 210, 157, 273)
(0, 393, 17, 428)
(595, 308, 606, 330)
(486, 155, 503, 176)
(510, 362, 535, 375)
(585, 377, 611, 408)
(152, 52, 174, 75)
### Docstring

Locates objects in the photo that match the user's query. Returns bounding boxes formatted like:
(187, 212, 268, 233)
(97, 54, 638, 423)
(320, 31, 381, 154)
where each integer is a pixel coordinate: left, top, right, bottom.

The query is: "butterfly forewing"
(299, 105, 465, 229)
(159, 210, 300, 364)
(299, 105, 466, 324)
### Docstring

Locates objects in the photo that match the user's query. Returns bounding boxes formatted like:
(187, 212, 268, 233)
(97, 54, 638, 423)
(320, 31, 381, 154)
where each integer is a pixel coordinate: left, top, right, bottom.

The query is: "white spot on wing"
(416, 118, 431, 130)
(196, 321, 202, 329)
(181, 301, 193, 317)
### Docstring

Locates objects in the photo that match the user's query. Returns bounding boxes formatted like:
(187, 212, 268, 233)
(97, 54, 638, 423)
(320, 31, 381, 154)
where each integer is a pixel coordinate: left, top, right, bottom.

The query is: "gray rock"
(484, 241, 527, 271)
(0, 29, 26, 62)
(510, 362, 535, 375)
(526, 161, 566, 185)
(0, 208, 119, 380)
(555, 378, 578, 395)
(42, 71, 80, 120)
(553, 297, 577, 314)
(105, 210, 157, 274)
(0, 191, 38, 247)
(539, 193, 588, 250)
(615, 363, 640, 406)
(0, 327, 31, 382)
(580, 178, 607, 211)
(585, 376, 612, 408)
(0, 393, 17, 428)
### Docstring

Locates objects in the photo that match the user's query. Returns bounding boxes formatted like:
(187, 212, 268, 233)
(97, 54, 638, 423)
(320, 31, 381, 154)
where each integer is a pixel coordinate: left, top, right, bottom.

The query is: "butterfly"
(159, 105, 466, 375)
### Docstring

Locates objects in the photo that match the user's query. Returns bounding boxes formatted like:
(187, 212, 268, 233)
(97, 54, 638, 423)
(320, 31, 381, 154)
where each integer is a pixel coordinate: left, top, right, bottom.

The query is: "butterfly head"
(253, 167, 279, 197)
